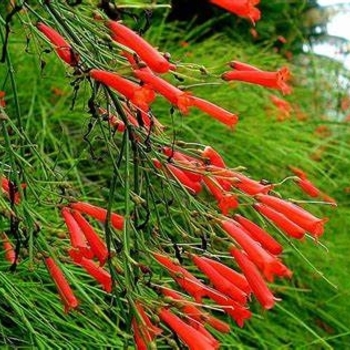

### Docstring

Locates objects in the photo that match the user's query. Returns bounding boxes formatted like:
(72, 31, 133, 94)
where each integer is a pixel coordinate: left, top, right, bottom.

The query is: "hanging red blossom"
(45, 257, 79, 313)
(234, 214, 283, 255)
(209, 0, 261, 23)
(61, 207, 94, 260)
(1, 233, 16, 264)
(70, 201, 124, 231)
(161, 287, 231, 333)
(254, 203, 306, 239)
(221, 219, 292, 281)
(1, 176, 25, 205)
(0, 91, 6, 107)
(190, 96, 239, 128)
(36, 22, 79, 66)
(134, 69, 193, 114)
(192, 254, 248, 304)
(159, 308, 219, 350)
(89, 69, 155, 111)
(230, 247, 277, 309)
(153, 253, 208, 302)
(203, 176, 239, 215)
(70, 251, 112, 292)
(107, 21, 175, 73)
(222, 64, 291, 95)
(256, 194, 328, 238)
(71, 210, 109, 266)
(200, 256, 251, 294)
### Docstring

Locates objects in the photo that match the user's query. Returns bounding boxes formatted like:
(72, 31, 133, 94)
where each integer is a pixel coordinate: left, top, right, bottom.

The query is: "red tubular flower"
(71, 210, 109, 266)
(61, 207, 94, 259)
(99, 107, 127, 132)
(221, 219, 292, 282)
(222, 66, 291, 95)
(2, 233, 16, 264)
(162, 147, 204, 183)
(201, 148, 232, 190)
(107, 21, 175, 73)
(203, 288, 252, 327)
(192, 255, 247, 304)
(200, 256, 251, 294)
(205, 315, 231, 333)
(70, 252, 112, 292)
(190, 96, 239, 128)
(153, 253, 207, 302)
(228, 60, 261, 71)
(166, 163, 202, 195)
(256, 194, 327, 237)
(229, 170, 273, 195)
(188, 319, 220, 349)
(204, 166, 272, 195)
(230, 248, 276, 309)
(159, 308, 218, 350)
(36, 22, 79, 66)
(89, 69, 155, 111)
(295, 177, 321, 198)
(131, 303, 162, 350)
(201, 146, 226, 168)
(270, 95, 292, 113)
(0, 90, 6, 107)
(70, 201, 124, 231)
(203, 176, 239, 215)
(209, 0, 261, 23)
(270, 94, 292, 121)
(134, 69, 193, 114)
(253, 203, 306, 239)
(45, 257, 79, 313)
(234, 214, 283, 255)
(319, 192, 337, 206)
(161, 287, 231, 333)
(289, 166, 307, 179)
(132, 318, 149, 350)
(1, 177, 25, 204)
(162, 287, 203, 320)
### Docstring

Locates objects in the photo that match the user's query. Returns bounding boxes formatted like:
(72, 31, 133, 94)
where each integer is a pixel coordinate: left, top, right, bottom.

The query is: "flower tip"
(221, 72, 231, 81)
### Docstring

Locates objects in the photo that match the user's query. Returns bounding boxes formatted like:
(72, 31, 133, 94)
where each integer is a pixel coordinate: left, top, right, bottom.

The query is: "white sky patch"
(314, 0, 350, 68)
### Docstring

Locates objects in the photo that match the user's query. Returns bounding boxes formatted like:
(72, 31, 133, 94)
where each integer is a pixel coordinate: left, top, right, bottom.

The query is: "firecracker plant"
(0, 1, 339, 349)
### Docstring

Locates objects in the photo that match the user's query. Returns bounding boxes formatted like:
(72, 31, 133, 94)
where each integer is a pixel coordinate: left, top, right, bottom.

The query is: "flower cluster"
(0, 2, 334, 349)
